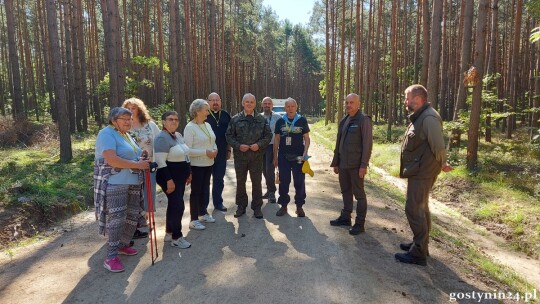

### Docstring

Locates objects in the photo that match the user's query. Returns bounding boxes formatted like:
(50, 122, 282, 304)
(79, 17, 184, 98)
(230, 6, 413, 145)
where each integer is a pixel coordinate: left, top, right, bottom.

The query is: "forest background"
(0, 0, 539, 289)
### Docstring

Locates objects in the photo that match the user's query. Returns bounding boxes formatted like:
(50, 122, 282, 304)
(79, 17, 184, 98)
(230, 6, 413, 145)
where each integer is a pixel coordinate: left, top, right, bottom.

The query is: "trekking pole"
(145, 163, 159, 265)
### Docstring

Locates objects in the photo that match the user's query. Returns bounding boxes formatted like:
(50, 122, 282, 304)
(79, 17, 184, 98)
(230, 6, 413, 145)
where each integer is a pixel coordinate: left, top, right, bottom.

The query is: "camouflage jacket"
(226, 111, 272, 159)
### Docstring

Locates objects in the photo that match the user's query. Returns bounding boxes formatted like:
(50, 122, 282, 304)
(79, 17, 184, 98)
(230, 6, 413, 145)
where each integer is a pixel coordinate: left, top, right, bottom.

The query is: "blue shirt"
(274, 116, 310, 156)
(95, 126, 142, 184)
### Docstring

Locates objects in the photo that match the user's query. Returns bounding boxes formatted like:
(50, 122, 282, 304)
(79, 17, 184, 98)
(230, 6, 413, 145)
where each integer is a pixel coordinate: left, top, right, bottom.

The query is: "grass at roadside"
(311, 119, 538, 294)
(311, 120, 539, 258)
(0, 133, 96, 247)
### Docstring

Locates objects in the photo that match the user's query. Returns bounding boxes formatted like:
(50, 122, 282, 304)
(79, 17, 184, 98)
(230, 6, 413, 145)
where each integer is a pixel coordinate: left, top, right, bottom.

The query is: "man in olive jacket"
(396, 84, 453, 266)
(226, 93, 272, 219)
(330, 93, 373, 235)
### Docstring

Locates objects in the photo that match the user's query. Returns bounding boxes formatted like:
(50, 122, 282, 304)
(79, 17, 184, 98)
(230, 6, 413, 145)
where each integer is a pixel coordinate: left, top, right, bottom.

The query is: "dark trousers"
(210, 155, 227, 209)
(234, 154, 264, 211)
(190, 166, 213, 219)
(405, 177, 436, 258)
(338, 167, 367, 225)
(157, 161, 190, 240)
(277, 155, 306, 207)
(262, 144, 276, 193)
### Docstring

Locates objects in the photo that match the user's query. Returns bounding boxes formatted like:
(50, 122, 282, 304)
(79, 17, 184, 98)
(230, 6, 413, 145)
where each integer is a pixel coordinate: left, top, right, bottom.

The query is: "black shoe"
(400, 242, 412, 251)
(215, 206, 228, 212)
(395, 252, 427, 266)
(254, 209, 264, 219)
(349, 223, 365, 235)
(400, 242, 429, 256)
(133, 229, 148, 239)
(330, 217, 351, 226)
(234, 207, 246, 218)
(262, 192, 269, 199)
(276, 206, 288, 216)
(296, 207, 305, 217)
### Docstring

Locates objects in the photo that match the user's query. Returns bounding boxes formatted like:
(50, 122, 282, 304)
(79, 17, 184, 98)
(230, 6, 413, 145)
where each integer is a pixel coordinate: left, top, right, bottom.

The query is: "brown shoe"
(276, 206, 288, 216)
(296, 207, 305, 217)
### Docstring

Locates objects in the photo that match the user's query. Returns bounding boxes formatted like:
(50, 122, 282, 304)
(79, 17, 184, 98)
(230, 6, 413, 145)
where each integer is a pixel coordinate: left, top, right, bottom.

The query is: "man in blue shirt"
(273, 98, 310, 217)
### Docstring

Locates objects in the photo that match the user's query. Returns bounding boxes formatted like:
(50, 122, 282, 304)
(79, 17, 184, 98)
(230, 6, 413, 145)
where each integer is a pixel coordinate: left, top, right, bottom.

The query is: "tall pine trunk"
(46, 0, 72, 162)
(466, 0, 489, 170)
(5, 0, 26, 120)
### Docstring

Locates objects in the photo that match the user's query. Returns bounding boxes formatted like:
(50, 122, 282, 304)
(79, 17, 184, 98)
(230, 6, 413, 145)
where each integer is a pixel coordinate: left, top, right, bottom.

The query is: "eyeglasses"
(166, 118, 179, 122)
(116, 117, 132, 122)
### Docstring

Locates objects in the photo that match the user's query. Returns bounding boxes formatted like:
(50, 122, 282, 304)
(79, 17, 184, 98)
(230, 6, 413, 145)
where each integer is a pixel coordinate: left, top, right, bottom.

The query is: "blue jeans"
(210, 155, 227, 209)
(277, 154, 306, 207)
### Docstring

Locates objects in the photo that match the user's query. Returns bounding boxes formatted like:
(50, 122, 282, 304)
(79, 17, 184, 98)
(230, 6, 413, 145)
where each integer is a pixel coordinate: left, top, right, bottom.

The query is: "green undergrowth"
(311, 120, 539, 258)
(0, 132, 96, 242)
(311, 119, 537, 294)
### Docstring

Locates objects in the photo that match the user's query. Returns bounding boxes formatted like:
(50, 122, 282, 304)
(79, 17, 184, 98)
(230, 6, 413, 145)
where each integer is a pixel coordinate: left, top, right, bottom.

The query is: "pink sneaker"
(104, 257, 125, 273)
(118, 246, 138, 256)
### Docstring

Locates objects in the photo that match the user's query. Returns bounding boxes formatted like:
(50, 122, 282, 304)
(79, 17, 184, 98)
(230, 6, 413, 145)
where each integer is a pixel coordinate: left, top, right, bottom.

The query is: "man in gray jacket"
(330, 93, 373, 235)
(396, 84, 453, 266)
(261, 97, 282, 204)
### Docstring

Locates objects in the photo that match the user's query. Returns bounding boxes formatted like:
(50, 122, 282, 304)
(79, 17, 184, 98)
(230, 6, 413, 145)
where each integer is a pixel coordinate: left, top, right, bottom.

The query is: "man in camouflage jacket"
(226, 93, 272, 219)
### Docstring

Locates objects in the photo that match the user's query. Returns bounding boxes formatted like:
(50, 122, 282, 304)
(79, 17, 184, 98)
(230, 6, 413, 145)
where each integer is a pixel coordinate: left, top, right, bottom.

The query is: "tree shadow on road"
(62, 238, 149, 303)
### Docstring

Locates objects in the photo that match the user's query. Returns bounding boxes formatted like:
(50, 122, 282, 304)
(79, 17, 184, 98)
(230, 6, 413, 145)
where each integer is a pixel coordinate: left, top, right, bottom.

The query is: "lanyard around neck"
(112, 126, 138, 154)
(283, 114, 300, 133)
(208, 110, 221, 126)
(197, 123, 212, 144)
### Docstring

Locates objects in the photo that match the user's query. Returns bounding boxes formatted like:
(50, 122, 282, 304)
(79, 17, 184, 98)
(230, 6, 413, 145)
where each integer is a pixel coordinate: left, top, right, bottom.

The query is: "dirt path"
(0, 141, 514, 303)
(371, 166, 540, 290)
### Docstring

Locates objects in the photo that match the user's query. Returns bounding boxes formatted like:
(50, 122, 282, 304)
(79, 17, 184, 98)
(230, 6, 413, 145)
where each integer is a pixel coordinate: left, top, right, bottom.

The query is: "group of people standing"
(94, 92, 312, 273)
(94, 84, 452, 273)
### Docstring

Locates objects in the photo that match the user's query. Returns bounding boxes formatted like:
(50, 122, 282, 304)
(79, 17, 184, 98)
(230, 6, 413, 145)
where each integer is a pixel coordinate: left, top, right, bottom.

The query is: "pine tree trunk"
(466, 0, 489, 170)
(420, 0, 430, 86)
(5, 0, 26, 120)
(506, 0, 523, 139)
(46, 0, 72, 162)
(427, 0, 443, 107)
(337, 0, 346, 122)
(169, 0, 183, 130)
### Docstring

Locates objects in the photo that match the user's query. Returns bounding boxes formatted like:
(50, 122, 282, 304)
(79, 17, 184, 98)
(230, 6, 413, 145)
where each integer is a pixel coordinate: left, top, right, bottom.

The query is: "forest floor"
(0, 140, 538, 303)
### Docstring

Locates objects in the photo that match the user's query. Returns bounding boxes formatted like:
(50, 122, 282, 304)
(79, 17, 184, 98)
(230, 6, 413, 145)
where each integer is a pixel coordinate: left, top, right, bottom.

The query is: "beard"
(406, 105, 414, 113)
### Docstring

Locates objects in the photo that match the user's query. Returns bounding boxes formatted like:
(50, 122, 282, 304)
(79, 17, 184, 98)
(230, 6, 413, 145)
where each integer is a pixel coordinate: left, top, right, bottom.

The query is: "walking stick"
(145, 163, 158, 265)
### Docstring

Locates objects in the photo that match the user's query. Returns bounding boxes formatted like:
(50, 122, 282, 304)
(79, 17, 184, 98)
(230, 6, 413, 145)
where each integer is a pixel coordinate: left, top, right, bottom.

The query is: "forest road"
(0, 140, 504, 304)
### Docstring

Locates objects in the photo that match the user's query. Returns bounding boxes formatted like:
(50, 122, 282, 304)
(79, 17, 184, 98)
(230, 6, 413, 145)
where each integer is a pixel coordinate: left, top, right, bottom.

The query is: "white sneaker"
(189, 220, 206, 230)
(171, 237, 191, 249)
(164, 233, 172, 242)
(199, 214, 216, 223)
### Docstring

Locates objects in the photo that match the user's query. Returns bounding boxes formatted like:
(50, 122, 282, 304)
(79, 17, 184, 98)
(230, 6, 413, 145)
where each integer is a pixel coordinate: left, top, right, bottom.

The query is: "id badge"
(285, 136, 292, 146)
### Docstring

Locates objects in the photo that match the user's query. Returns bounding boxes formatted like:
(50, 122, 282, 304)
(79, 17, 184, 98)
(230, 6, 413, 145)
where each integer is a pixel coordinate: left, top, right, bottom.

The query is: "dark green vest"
(400, 104, 442, 179)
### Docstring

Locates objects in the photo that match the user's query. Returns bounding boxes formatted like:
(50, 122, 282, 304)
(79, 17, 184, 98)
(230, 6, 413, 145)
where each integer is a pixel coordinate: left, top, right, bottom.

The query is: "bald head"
(345, 93, 361, 116)
(208, 92, 222, 112)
